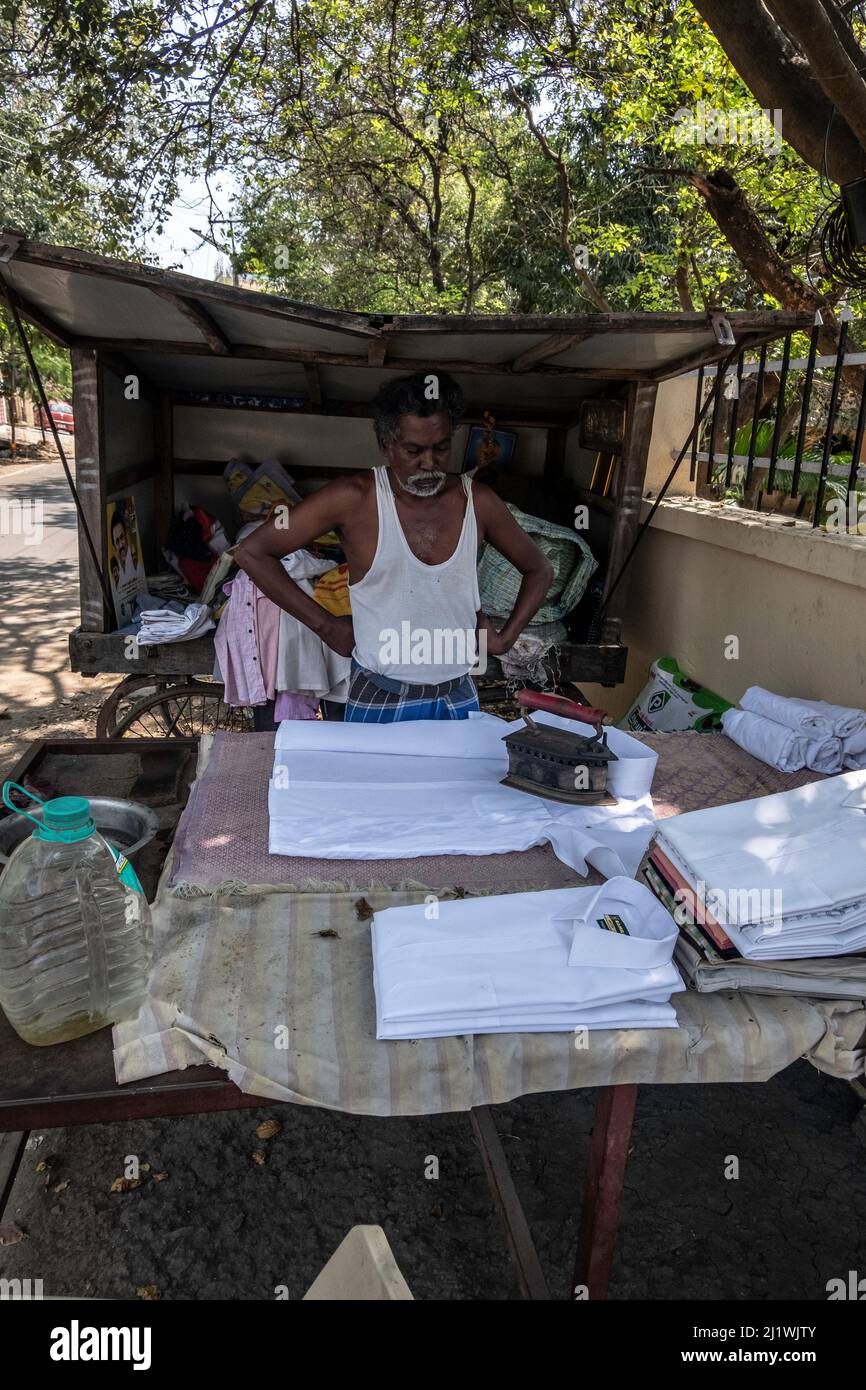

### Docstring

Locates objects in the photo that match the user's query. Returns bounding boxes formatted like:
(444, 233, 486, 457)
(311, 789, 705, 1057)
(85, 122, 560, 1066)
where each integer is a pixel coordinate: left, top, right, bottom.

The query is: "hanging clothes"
(215, 570, 281, 707)
(312, 563, 351, 617)
(276, 603, 352, 702)
(274, 692, 319, 720)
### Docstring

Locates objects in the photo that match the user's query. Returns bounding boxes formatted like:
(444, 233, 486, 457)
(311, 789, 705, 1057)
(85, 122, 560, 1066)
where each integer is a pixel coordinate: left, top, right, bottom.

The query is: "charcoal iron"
(501, 690, 618, 805)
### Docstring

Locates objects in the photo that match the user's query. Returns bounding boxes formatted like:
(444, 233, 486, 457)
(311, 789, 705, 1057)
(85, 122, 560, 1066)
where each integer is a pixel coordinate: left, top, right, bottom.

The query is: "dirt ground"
(1, 452, 866, 1302)
(1, 1061, 865, 1300)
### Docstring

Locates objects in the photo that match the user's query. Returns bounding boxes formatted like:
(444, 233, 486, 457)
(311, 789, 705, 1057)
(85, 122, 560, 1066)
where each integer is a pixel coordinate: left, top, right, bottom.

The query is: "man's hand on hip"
(477, 612, 511, 658)
(321, 614, 355, 658)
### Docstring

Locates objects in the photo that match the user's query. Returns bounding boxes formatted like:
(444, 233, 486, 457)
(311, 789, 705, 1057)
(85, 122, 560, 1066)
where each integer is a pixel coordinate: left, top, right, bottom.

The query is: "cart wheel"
(95, 675, 167, 738)
(103, 681, 255, 738)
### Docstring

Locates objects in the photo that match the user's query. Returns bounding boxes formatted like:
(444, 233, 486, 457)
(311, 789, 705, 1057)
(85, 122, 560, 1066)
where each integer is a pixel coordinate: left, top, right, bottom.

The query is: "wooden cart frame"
(0, 230, 811, 727)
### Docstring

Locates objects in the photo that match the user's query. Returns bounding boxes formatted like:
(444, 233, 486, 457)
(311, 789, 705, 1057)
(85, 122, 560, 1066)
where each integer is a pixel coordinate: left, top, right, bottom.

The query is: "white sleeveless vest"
(349, 466, 481, 682)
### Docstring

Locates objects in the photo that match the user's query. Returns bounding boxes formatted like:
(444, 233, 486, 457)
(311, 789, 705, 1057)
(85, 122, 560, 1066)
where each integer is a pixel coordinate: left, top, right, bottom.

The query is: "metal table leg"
(573, 1083, 638, 1300)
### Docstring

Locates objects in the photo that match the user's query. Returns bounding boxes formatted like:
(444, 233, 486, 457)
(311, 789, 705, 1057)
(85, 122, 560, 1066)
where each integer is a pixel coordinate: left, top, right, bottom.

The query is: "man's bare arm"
(234, 477, 360, 655)
(474, 484, 554, 654)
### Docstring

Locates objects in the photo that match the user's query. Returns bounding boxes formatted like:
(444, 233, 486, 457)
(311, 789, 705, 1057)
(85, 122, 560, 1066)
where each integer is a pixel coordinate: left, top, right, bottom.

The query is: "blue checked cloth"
(345, 661, 480, 723)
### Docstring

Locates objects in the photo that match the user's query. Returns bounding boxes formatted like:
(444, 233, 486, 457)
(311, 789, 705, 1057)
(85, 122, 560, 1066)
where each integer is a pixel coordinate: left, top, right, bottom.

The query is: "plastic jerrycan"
(0, 782, 152, 1046)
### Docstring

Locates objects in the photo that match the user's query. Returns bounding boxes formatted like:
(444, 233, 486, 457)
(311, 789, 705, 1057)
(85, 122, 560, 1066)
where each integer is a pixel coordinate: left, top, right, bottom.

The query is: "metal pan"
(0, 796, 160, 866)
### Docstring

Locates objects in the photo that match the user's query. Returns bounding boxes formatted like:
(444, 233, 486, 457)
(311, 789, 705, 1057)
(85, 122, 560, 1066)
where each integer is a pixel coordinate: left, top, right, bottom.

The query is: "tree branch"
(691, 0, 865, 183)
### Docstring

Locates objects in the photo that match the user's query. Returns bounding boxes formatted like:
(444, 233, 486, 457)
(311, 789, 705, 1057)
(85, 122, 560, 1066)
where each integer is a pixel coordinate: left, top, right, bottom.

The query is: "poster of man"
(107, 497, 146, 627)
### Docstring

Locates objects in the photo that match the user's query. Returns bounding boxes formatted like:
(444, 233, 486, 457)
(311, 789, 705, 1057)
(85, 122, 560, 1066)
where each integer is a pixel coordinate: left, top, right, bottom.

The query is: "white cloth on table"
(843, 727, 866, 770)
(805, 734, 844, 773)
(371, 880, 683, 1039)
(268, 713, 657, 877)
(741, 686, 866, 740)
(721, 708, 808, 772)
(722, 706, 846, 775)
(655, 770, 866, 960)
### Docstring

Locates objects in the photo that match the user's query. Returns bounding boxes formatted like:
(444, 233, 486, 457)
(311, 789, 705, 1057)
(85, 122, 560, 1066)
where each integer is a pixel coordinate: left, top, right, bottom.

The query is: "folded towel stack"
(720, 687, 866, 774)
(371, 879, 684, 1040)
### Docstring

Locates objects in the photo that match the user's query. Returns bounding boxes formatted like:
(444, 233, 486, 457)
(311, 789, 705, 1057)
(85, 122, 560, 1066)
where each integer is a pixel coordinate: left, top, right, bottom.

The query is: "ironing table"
(0, 731, 863, 1300)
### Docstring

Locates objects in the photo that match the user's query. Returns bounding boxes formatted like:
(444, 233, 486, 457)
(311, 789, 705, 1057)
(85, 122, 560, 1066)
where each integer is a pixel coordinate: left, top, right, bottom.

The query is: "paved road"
(0, 460, 83, 715)
(0, 458, 113, 764)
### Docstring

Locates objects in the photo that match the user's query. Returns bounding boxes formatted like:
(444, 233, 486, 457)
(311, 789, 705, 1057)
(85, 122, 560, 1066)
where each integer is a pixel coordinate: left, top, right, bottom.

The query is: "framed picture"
(578, 399, 626, 454)
(462, 425, 517, 474)
(107, 496, 147, 628)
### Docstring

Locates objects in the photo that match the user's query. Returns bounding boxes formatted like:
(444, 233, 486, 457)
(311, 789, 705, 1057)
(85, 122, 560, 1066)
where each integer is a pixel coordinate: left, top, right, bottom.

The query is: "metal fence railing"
(688, 319, 866, 528)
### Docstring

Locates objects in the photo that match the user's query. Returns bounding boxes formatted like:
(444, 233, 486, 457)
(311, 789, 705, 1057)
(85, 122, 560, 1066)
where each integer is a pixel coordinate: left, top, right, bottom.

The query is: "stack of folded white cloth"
(371, 878, 684, 1040)
(721, 687, 866, 774)
(653, 770, 866, 961)
(137, 601, 215, 644)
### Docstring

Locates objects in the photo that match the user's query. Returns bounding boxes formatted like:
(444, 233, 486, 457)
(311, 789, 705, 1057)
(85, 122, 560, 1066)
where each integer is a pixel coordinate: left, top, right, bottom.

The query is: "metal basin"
(0, 796, 160, 867)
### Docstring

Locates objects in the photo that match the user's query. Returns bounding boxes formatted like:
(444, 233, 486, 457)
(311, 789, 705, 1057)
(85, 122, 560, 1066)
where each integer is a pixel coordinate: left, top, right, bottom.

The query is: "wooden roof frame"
(0, 231, 812, 385)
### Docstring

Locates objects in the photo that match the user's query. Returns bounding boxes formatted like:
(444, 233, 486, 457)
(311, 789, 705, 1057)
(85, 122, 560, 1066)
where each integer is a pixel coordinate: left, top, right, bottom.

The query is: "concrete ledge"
(644, 496, 866, 591)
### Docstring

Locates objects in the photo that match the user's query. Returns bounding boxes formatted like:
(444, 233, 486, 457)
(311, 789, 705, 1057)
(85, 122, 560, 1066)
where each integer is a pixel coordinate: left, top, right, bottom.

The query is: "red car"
(40, 400, 74, 433)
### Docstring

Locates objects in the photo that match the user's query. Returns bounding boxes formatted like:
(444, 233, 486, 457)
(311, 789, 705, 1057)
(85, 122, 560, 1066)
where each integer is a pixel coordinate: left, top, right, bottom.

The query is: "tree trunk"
(691, 0, 865, 183)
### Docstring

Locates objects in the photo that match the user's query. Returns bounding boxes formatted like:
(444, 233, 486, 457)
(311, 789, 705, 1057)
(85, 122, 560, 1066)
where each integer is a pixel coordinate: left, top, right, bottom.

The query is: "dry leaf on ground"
(110, 1177, 143, 1193)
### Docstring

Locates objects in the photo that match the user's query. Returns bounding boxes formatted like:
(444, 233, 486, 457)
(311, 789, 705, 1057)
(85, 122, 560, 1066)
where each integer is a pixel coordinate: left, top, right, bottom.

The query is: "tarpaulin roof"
(0, 230, 812, 414)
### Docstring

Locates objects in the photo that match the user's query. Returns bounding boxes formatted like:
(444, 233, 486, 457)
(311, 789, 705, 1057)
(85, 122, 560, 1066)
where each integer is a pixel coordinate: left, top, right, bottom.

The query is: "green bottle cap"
(34, 796, 96, 843)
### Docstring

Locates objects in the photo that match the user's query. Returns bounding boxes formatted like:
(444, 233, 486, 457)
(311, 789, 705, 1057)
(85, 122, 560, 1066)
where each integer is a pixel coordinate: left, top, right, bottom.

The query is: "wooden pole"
(70, 347, 111, 629)
(598, 381, 658, 642)
(9, 359, 16, 460)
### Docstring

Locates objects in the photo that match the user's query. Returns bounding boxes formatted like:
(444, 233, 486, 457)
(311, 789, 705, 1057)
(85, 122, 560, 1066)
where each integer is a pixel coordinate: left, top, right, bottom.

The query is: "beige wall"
(581, 497, 866, 722)
(644, 373, 698, 498)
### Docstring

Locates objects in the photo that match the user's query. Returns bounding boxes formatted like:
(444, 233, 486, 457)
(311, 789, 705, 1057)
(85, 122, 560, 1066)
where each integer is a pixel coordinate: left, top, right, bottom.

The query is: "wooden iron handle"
(518, 689, 607, 729)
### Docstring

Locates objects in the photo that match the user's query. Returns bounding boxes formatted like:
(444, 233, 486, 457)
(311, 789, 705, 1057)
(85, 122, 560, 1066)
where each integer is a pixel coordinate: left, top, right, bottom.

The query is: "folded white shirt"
(376, 1000, 679, 1039)
(371, 880, 683, 1039)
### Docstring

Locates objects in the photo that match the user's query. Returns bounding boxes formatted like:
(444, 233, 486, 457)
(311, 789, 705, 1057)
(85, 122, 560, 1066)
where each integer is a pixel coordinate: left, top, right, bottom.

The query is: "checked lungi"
(344, 660, 480, 723)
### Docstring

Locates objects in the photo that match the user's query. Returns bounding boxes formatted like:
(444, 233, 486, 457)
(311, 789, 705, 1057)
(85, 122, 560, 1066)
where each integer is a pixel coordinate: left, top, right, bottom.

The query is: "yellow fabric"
(313, 564, 351, 616)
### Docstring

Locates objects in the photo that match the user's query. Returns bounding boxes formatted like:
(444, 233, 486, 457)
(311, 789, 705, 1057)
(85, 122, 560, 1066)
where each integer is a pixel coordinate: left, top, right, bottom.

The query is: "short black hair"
(110, 509, 127, 536)
(371, 371, 464, 447)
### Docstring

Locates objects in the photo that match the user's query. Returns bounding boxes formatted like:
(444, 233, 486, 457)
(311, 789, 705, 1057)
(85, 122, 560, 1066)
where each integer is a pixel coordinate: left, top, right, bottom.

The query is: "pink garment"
(215, 571, 282, 706)
(274, 692, 320, 720)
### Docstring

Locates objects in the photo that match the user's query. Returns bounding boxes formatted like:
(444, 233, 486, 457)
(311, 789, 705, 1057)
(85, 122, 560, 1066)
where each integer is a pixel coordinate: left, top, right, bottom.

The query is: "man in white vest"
(236, 371, 553, 722)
